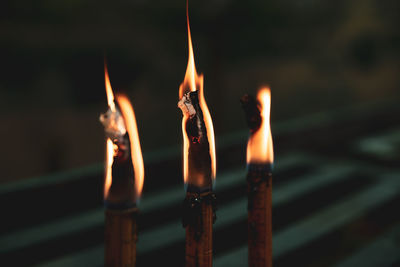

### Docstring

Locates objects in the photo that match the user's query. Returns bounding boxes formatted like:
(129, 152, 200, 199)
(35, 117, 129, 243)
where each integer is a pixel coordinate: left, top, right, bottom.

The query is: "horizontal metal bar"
(334, 222, 400, 267)
(213, 172, 400, 267)
(0, 153, 313, 254)
(34, 160, 358, 267)
(0, 97, 393, 196)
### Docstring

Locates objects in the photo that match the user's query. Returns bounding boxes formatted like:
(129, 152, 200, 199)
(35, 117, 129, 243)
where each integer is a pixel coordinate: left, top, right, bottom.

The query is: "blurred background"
(1, 0, 398, 182)
(1, 0, 400, 266)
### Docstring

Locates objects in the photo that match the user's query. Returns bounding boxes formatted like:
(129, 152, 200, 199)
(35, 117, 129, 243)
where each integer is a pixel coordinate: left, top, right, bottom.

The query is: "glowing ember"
(178, 3, 216, 187)
(247, 88, 274, 164)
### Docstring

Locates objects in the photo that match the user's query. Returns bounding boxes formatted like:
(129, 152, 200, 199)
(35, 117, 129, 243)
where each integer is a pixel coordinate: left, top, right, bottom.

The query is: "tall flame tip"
(179, 3, 216, 185)
(104, 64, 116, 112)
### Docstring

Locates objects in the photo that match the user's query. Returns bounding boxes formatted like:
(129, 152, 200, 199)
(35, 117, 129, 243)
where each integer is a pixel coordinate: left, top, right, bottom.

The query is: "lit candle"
(241, 88, 274, 267)
(100, 64, 144, 267)
(177, 3, 217, 267)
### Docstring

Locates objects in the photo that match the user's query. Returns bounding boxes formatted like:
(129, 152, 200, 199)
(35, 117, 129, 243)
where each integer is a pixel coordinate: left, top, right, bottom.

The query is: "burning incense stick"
(241, 88, 274, 267)
(100, 64, 144, 267)
(178, 3, 217, 267)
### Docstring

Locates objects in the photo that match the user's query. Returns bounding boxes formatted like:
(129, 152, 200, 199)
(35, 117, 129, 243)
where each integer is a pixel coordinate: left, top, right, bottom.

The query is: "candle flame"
(102, 64, 144, 200)
(104, 139, 116, 198)
(103, 64, 117, 199)
(247, 88, 274, 164)
(179, 2, 199, 98)
(115, 94, 145, 199)
(105, 65, 116, 112)
(179, 3, 216, 185)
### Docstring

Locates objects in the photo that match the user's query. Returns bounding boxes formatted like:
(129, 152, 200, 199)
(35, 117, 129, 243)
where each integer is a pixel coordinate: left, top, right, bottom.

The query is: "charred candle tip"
(240, 94, 262, 132)
(178, 90, 207, 143)
(178, 89, 213, 189)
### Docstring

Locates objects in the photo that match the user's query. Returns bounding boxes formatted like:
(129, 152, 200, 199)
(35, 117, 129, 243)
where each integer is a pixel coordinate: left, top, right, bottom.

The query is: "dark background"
(0, 0, 399, 183)
(1, 1, 400, 266)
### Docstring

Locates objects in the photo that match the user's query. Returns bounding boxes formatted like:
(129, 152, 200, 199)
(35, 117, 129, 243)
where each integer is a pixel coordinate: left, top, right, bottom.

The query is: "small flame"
(179, 3, 216, 184)
(179, 2, 200, 98)
(247, 88, 274, 164)
(115, 94, 145, 198)
(103, 64, 117, 198)
(102, 64, 144, 199)
(104, 138, 115, 198)
(105, 65, 116, 112)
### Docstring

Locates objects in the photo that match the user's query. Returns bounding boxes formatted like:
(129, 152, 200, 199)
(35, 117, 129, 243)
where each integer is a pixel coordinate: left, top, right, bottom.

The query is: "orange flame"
(179, 2, 199, 99)
(115, 94, 145, 199)
(247, 88, 274, 164)
(179, 3, 216, 184)
(103, 65, 144, 199)
(105, 65, 116, 112)
(103, 65, 116, 198)
(104, 139, 115, 198)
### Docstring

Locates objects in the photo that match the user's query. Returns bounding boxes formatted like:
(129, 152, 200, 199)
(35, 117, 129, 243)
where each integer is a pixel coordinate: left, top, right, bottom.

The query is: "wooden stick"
(247, 167, 273, 267)
(105, 207, 138, 267)
(184, 191, 215, 267)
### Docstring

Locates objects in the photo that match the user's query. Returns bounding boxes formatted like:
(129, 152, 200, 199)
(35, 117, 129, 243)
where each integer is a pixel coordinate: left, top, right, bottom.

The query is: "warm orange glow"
(179, 4, 216, 184)
(247, 88, 274, 164)
(104, 138, 115, 198)
(102, 64, 144, 199)
(104, 65, 116, 112)
(178, 3, 199, 99)
(116, 94, 145, 198)
(103, 64, 117, 199)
